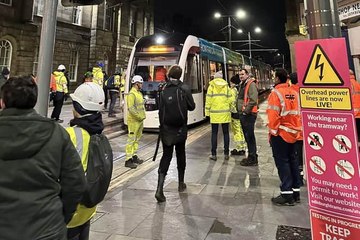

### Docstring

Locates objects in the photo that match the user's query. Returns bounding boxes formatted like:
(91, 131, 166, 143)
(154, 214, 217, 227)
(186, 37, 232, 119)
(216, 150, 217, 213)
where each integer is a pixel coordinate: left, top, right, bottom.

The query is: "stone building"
(0, 0, 154, 89)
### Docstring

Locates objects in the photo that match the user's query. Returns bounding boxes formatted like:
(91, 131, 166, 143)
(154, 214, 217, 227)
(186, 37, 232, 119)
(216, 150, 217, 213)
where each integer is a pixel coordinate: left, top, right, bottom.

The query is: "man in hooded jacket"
(0, 76, 85, 240)
(155, 65, 195, 203)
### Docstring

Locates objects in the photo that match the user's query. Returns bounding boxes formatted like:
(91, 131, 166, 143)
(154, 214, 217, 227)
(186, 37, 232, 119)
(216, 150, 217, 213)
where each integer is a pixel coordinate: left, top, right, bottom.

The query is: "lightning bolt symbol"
(315, 54, 324, 81)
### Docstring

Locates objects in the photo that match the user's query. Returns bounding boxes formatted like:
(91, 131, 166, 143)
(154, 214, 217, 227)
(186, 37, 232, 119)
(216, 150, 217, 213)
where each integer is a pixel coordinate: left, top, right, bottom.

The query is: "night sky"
(154, 0, 288, 67)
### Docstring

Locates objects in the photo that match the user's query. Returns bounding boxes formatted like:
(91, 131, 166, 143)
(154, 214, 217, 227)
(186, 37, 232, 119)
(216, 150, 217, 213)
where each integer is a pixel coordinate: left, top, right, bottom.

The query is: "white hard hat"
(131, 75, 143, 84)
(58, 64, 66, 71)
(70, 82, 105, 111)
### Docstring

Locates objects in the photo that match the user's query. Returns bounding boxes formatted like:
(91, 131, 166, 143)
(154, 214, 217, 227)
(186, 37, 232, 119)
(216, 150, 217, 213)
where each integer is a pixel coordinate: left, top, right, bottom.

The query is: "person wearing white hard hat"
(125, 75, 146, 169)
(66, 82, 106, 240)
(50, 64, 68, 123)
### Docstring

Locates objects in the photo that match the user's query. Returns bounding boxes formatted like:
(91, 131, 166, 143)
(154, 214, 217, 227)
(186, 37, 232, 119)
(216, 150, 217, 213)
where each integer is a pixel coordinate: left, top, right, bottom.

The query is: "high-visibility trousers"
(125, 120, 143, 160)
(230, 118, 246, 151)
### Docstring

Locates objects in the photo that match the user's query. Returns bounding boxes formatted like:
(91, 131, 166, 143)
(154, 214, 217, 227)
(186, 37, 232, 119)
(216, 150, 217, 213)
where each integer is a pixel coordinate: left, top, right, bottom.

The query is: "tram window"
(184, 53, 201, 93)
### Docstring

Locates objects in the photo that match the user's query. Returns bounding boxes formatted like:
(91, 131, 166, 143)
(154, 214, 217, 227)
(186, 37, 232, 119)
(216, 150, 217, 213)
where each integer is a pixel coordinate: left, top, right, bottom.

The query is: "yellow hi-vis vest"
(127, 87, 146, 122)
(66, 127, 96, 228)
(92, 67, 104, 87)
(53, 71, 68, 93)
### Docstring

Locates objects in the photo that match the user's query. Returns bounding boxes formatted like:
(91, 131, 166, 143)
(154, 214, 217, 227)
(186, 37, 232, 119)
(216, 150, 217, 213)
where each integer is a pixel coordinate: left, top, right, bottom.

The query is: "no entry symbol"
(308, 132, 323, 150)
(333, 135, 352, 154)
(309, 156, 326, 175)
(335, 160, 354, 180)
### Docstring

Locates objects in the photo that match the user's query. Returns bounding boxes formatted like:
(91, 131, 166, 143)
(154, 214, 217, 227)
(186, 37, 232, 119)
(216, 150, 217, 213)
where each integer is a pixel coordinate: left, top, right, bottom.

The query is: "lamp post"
(214, 9, 246, 50)
(276, 53, 285, 69)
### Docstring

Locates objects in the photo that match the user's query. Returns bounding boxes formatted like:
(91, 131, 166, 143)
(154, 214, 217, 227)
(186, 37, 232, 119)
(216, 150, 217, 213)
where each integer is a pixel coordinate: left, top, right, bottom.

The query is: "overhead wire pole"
(35, 0, 59, 116)
(227, 16, 232, 49)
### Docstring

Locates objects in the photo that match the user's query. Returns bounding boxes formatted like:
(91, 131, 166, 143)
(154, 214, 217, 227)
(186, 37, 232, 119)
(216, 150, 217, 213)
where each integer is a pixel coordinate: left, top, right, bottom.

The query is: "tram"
(124, 33, 273, 129)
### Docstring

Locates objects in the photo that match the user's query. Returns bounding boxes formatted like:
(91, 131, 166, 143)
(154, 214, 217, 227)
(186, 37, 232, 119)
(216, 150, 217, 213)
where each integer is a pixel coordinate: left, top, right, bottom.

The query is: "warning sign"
(309, 156, 326, 175)
(335, 160, 355, 180)
(303, 44, 344, 86)
(311, 210, 360, 240)
(333, 135, 352, 154)
(300, 87, 351, 110)
(308, 132, 324, 150)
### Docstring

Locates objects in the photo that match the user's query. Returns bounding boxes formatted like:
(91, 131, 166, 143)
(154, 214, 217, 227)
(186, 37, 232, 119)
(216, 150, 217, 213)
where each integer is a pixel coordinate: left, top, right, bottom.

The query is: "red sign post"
(295, 38, 360, 239)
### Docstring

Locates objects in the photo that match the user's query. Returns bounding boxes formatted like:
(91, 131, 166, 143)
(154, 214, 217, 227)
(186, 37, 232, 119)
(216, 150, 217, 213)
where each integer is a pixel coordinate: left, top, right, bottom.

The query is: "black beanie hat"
(289, 72, 298, 84)
(2, 67, 10, 75)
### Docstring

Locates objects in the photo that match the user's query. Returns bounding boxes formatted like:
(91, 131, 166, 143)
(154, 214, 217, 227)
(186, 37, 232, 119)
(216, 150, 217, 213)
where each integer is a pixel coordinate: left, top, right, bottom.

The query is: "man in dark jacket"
(0, 76, 86, 240)
(155, 65, 195, 203)
(0, 67, 10, 91)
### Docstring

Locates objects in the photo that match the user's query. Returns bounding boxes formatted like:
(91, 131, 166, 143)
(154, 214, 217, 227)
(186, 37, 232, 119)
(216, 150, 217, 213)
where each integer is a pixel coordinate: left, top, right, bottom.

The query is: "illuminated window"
(0, 40, 12, 71)
(69, 50, 78, 82)
(0, 0, 12, 6)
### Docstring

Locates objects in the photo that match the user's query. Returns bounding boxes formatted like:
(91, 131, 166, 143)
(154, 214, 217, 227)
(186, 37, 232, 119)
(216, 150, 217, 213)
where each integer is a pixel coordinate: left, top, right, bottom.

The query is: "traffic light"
(61, 0, 104, 7)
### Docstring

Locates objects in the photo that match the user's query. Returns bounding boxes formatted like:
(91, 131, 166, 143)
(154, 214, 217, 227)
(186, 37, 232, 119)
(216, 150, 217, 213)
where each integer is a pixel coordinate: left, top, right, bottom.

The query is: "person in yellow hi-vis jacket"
(229, 74, 246, 156)
(50, 64, 68, 123)
(92, 62, 104, 87)
(66, 82, 105, 240)
(125, 75, 146, 169)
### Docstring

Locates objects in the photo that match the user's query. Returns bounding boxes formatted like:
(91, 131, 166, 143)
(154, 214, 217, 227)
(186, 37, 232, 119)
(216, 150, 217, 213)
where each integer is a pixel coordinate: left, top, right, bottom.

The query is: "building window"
(34, 0, 43, 16)
(69, 50, 79, 82)
(72, 6, 82, 25)
(130, 7, 137, 37)
(33, 47, 39, 76)
(0, 40, 12, 71)
(144, 15, 150, 36)
(104, 2, 115, 31)
(0, 0, 12, 6)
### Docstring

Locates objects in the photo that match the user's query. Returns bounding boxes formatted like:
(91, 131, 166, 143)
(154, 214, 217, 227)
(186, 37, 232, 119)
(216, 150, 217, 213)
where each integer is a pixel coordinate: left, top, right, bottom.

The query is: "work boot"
(209, 155, 217, 161)
(155, 173, 166, 202)
(230, 149, 246, 156)
(293, 192, 301, 203)
(178, 170, 187, 192)
(125, 158, 137, 169)
(240, 155, 258, 166)
(133, 155, 144, 164)
(271, 194, 295, 206)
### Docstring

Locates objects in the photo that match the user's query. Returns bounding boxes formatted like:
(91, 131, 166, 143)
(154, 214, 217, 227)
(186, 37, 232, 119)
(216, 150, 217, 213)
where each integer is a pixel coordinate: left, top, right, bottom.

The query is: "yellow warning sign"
(303, 44, 344, 86)
(300, 88, 351, 110)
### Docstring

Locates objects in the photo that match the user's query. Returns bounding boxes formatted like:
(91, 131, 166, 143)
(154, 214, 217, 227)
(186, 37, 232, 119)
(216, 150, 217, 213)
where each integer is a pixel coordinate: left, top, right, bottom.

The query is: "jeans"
(239, 114, 257, 158)
(158, 140, 186, 176)
(270, 135, 301, 193)
(211, 123, 230, 156)
(109, 90, 119, 115)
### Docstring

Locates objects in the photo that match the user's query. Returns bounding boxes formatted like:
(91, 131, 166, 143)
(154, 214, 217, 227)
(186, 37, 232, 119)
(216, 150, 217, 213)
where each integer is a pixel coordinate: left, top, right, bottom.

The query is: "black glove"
(64, 93, 69, 101)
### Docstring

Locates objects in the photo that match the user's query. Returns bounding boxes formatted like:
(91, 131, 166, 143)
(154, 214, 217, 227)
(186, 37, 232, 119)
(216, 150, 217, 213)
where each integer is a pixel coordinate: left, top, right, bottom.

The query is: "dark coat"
(159, 79, 195, 146)
(0, 108, 86, 240)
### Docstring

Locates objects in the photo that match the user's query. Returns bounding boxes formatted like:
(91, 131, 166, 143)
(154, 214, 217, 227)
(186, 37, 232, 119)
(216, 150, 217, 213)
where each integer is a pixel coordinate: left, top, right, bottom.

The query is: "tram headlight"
(156, 36, 165, 44)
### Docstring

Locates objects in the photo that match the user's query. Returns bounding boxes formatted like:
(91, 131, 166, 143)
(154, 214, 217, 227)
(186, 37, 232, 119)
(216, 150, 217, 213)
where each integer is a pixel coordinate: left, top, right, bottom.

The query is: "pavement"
(56, 99, 312, 240)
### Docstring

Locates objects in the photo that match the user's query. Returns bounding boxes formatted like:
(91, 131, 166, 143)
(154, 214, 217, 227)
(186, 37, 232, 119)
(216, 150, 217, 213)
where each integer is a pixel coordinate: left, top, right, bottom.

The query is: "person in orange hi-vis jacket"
(350, 69, 360, 143)
(267, 68, 302, 206)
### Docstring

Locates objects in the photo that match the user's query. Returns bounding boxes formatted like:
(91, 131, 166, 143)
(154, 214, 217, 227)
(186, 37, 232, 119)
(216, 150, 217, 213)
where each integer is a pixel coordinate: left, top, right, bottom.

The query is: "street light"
(214, 9, 246, 49)
(237, 27, 261, 60)
(276, 53, 285, 69)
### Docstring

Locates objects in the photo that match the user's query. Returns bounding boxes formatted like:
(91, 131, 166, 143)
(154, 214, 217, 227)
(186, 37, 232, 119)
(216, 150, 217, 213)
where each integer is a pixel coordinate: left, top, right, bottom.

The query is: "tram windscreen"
(131, 55, 178, 111)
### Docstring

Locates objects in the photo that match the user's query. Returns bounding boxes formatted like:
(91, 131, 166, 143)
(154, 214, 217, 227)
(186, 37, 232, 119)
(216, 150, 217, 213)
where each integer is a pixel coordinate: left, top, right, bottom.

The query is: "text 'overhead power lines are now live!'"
(295, 38, 360, 240)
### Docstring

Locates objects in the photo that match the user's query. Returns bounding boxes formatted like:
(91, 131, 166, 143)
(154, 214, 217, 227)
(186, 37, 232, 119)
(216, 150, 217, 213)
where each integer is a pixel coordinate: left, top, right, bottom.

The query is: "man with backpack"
(67, 82, 113, 240)
(155, 65, 195, 203)
(0, 76, 85, 240)
(105, 71, 121, 117)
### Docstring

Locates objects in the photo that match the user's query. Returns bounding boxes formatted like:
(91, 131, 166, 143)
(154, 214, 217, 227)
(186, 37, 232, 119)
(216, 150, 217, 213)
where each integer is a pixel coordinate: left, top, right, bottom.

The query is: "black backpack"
(160, 83, 187, 127)
(81, 134, 113, 208)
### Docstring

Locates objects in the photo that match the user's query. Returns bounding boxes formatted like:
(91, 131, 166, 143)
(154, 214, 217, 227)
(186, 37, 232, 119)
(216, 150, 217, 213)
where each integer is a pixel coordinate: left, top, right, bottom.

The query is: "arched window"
(0, 39, 12, 71)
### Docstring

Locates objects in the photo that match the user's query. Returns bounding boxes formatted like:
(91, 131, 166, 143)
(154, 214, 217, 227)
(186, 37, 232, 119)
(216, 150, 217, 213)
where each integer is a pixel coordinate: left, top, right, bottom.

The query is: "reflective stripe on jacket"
(127, 87, 146, 122)
(53, 71, 68, 93)
(237, 78, 258, 114)
(350, 75, 360, 118)
(66, 127, 96, 228)
(267, 83, 301, 143)
(290, 84, 303, 140)
(205, 78, 233, 124)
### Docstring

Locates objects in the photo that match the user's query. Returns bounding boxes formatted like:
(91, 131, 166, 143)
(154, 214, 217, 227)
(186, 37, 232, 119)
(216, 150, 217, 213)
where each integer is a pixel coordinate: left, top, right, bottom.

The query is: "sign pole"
(34, 0, 58, 116)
